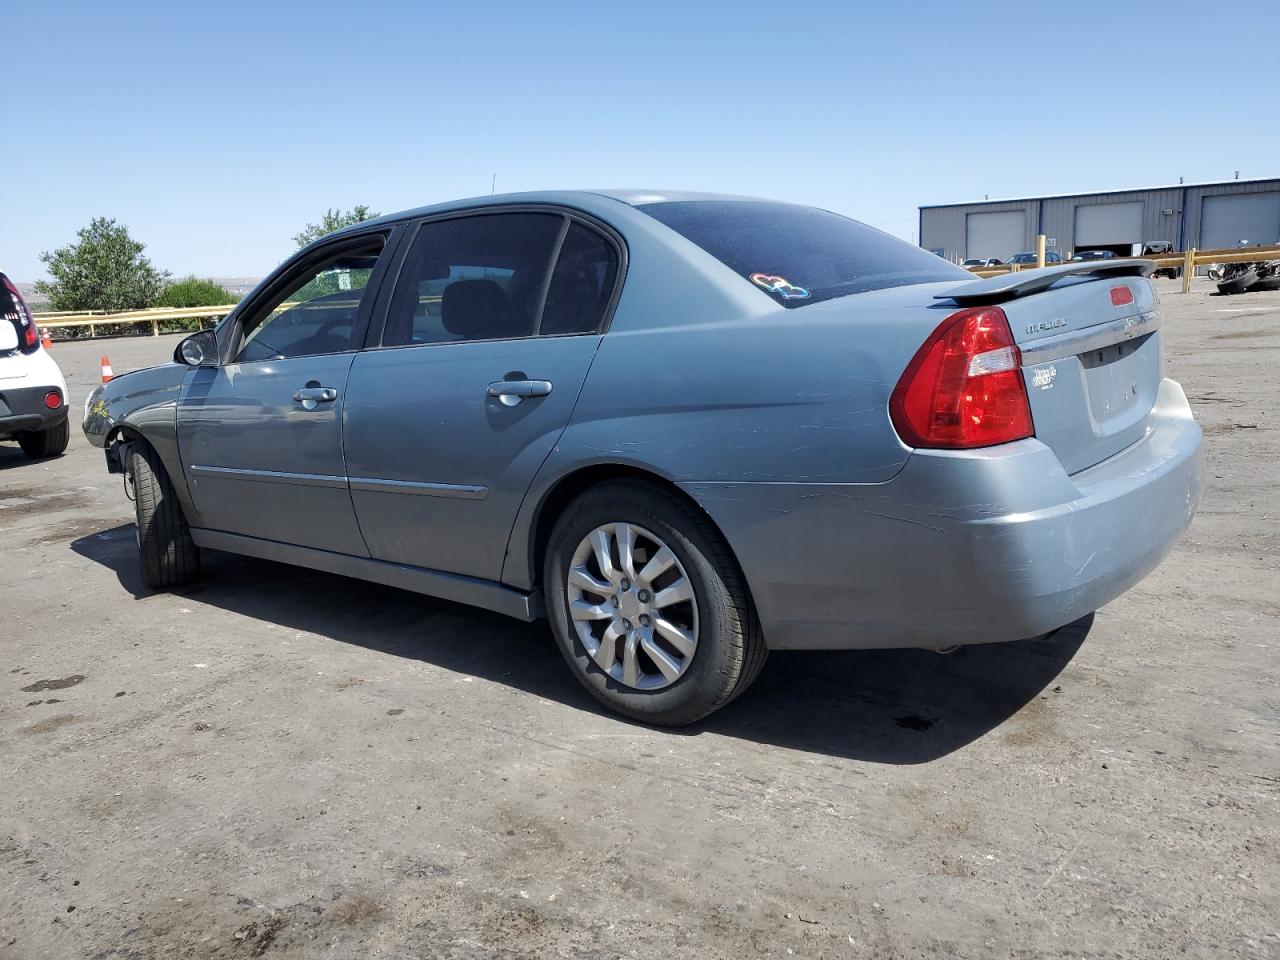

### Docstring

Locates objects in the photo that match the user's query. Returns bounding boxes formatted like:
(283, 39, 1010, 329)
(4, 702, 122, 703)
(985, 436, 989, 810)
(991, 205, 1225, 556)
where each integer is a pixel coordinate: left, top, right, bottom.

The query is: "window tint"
(638, 200, 970, 307)
(540, 222, 619, 335)
(385, 213, 563, 346)
(238, 240, 384, 362)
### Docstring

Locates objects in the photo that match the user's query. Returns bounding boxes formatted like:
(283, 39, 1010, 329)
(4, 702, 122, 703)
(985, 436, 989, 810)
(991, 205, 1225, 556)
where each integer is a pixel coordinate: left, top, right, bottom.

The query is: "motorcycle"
(1215, 239, 1280, 295)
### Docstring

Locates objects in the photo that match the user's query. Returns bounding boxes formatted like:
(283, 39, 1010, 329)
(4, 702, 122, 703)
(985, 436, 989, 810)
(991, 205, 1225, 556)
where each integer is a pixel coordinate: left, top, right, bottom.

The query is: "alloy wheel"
(565, 522, 699, 690)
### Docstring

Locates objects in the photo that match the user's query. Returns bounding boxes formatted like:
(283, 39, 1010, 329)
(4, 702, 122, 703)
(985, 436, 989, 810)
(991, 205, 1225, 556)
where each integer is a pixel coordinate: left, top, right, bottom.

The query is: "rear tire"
(543, 480, 765, 726)
(17, 418, 69, 458)
(128, 442, 200, 589)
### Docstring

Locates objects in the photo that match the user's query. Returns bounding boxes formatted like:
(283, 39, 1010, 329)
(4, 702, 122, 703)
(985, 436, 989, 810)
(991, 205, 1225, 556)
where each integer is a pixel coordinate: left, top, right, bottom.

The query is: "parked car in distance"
(1, 272, 70, 459)
(82, 191, 1203, 726)
(1008, 251, 1063, 266)
(1069, 249, 1119, 262)
(962, 257, 1003, 269)
(1142, 241, 1180, 278)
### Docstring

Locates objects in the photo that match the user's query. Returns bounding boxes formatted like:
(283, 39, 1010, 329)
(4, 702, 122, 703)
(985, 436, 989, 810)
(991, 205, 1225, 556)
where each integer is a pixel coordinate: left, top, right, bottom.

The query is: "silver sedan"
(83, 191, 1202, 725)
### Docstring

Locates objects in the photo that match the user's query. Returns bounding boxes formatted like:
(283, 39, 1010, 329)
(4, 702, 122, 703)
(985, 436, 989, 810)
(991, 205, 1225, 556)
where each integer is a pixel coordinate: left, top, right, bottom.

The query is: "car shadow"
(72, 524, 1088, 765)
(0, 442, 53, 469)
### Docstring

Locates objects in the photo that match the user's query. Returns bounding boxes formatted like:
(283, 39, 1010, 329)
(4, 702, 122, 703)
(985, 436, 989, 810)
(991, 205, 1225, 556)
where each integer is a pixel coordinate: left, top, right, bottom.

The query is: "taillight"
(890, 305, 1034, 449)
(44, 391, 62, 410)
(2, 275, 37, 348)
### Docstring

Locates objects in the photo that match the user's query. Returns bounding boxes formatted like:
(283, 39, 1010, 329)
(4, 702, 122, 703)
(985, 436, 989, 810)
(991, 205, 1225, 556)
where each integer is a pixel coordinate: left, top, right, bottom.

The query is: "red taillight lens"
(44, 391, 62, 410)
(890, 305, 1034, 449)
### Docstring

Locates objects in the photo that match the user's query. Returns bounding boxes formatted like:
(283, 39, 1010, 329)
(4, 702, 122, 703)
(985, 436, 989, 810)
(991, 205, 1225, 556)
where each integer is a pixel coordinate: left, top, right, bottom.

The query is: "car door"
(343, 209, 622, 581)
(176, 231, 397, 555)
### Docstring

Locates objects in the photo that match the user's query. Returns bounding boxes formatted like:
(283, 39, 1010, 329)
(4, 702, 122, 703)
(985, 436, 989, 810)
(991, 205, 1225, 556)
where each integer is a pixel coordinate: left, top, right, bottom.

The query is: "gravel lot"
(2, 279, 1276, 959)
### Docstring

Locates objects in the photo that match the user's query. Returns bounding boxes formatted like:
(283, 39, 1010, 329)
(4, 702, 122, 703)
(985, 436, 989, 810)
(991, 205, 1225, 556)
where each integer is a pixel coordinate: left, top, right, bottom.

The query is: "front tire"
(543, 480, 765, 726)
(17, 418, 70, 458)
(128, 442, 200, 589)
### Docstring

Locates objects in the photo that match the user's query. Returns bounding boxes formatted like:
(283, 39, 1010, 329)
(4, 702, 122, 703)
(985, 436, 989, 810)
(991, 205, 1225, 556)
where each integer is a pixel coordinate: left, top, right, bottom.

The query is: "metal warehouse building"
(919, 177, 1280, 263)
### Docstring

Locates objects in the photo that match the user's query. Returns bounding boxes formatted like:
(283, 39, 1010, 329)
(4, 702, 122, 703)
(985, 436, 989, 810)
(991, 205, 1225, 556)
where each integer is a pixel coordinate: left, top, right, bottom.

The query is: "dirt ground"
(1, 278, 1276, 959)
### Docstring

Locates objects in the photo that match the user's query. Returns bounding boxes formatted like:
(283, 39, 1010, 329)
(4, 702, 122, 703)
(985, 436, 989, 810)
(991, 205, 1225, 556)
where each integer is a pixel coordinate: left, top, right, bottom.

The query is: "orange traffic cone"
(101, 356, 114, 383)
(40, 328, 53, 349)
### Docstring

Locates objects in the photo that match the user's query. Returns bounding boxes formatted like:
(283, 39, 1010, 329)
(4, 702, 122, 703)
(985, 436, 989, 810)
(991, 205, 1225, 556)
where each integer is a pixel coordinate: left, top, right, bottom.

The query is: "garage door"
(1200, 192, 1280, 250)
(1074, 201, 1144, 248)
(966, 211, 1025, 261)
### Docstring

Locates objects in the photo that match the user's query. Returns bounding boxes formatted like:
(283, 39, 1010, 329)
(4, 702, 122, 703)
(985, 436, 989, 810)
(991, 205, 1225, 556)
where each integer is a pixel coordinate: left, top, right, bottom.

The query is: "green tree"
(156, 276, 237, 308)
(35, 218, 169, 312)
(292, 205, 381, 249)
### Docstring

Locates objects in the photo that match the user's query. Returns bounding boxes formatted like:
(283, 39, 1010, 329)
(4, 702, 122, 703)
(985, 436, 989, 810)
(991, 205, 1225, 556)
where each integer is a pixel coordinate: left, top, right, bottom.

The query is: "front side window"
(237, 237, 384, 362)
(638, 200, 969, 308)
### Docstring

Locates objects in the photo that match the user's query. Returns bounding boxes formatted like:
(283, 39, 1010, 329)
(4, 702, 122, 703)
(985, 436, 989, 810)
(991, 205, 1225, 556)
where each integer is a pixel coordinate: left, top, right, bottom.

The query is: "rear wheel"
(17, 418, 69, 458)
(543, 480, 765, 726)
(127, 442, 200, 588)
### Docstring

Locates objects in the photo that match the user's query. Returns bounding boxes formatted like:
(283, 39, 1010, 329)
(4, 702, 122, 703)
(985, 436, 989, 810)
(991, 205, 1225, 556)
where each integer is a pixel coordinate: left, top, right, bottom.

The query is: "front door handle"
(487, 379, 553, 406)
(293, 386, 338, 410)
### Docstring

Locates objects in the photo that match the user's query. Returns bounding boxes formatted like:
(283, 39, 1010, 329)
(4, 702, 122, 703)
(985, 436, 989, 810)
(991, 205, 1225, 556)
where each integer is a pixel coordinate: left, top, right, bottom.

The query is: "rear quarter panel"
(501, 272, 964, 590)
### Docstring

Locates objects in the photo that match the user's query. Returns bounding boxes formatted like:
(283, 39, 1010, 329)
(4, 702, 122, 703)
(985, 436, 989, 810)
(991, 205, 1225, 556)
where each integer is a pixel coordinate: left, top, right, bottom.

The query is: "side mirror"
(175, 329, 217, 367)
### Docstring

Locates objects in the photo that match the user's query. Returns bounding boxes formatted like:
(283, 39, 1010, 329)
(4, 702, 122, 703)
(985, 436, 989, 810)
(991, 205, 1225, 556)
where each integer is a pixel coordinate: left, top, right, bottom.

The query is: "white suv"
(1, 273, 70, 458)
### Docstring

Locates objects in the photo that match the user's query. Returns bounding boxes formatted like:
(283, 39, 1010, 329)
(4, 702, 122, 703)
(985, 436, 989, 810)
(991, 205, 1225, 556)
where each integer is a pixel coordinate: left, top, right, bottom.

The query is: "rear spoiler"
(936, 259, 1156, 306)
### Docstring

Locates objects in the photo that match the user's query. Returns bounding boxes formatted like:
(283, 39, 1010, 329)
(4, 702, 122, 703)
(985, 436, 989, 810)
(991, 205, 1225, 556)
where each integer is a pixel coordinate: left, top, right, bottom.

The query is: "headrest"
(441, 279, 515, 338)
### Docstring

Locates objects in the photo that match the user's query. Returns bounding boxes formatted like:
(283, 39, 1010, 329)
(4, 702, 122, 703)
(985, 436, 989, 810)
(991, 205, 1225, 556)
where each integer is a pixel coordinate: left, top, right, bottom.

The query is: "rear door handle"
(293, 386, 338, 410)
(487, 379, 553, 406)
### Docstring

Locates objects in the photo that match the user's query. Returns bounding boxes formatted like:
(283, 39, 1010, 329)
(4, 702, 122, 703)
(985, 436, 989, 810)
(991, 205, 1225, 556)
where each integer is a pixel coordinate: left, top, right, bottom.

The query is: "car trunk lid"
(937, 264, 1162, 475)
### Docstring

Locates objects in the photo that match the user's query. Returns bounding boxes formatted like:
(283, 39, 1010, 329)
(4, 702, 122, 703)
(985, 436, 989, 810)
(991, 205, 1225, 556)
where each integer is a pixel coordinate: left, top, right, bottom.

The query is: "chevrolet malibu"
(83, 192, 1203, 726)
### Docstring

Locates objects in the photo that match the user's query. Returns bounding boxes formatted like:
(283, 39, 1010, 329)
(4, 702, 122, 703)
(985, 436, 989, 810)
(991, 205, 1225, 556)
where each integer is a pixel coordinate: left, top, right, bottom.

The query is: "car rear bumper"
(0, 384, 68, 438)
(683, 377, 1203, 651)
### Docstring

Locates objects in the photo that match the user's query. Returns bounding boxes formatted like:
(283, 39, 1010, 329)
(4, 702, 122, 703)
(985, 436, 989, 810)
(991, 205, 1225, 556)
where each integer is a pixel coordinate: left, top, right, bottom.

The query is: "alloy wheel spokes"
(566, 522, 699, 691)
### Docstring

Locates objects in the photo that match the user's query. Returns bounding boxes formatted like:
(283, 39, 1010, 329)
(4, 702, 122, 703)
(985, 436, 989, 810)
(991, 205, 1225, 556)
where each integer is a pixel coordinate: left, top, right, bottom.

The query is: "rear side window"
(540, 222, 619, 335)
(384, 213, 563, 346)
(638, 200, 969, 307)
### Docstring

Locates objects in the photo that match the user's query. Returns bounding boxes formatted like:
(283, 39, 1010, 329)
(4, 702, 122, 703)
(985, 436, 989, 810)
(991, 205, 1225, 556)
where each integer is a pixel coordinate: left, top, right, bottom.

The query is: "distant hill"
(208, 277, 262, 298)
(12, 276, 262, 310)
(12, 281, 46, 306)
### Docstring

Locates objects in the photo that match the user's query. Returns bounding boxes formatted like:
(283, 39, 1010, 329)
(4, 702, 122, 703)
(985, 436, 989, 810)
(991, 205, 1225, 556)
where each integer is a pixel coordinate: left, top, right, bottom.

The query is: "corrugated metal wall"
(1184, 180, 1280, 250)
(1040, 187, 1184, 252)
(920, 179, 1280, 259)
(918, 200, 1038, 262)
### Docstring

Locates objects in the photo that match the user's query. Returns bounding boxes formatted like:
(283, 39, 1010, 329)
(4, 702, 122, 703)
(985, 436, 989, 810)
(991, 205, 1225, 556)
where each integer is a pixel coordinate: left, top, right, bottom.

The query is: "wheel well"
(105, 425, 147, 471)
(528, 464, 738, 590)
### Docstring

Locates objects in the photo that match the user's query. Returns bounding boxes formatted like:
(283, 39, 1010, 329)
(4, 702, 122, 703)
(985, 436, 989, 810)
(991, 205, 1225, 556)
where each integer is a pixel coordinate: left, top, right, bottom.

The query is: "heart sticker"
(749, 273, 811, 300)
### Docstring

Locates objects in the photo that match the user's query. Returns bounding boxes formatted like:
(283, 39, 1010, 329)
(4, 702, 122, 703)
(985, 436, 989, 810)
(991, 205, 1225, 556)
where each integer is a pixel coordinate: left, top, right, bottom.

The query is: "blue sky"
(4, 0, 1274, 282)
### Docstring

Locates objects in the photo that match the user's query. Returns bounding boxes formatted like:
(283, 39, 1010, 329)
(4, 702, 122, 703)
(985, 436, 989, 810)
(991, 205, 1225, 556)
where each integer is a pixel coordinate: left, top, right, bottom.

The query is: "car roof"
(325, 189, 803, 244)
(328, 190, 781, 238)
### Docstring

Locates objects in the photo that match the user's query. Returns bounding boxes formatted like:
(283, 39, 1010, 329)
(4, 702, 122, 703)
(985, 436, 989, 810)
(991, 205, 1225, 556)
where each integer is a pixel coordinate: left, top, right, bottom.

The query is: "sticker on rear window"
(749, 273, 810, 300)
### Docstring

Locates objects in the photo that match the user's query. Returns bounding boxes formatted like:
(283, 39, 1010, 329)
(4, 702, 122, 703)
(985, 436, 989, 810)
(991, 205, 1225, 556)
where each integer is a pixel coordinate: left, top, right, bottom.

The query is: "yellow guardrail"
(34, 304, 238, 338)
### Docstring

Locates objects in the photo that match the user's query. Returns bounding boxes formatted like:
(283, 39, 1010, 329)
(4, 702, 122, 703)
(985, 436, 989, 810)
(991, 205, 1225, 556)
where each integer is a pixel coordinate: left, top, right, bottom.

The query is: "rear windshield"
(637, 200, 968, 307)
